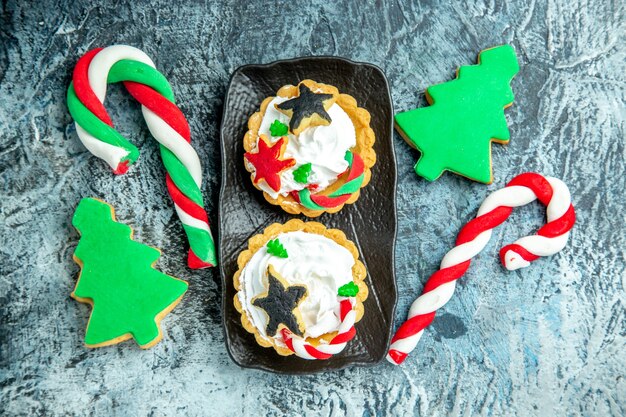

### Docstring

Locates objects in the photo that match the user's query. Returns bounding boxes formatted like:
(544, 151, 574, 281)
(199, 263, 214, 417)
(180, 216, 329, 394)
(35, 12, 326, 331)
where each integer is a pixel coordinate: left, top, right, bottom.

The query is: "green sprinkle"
(269, 120, 289, 137)
(292, 163, 312, 184)
(338, 282, 359, 297)
(267, 239, 288, 258)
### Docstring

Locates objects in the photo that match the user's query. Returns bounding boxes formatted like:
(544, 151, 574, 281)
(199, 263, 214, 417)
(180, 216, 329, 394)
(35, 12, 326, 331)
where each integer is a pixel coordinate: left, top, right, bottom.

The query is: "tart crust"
(244, 79, 376, 217)
(233, 219, 369, 356)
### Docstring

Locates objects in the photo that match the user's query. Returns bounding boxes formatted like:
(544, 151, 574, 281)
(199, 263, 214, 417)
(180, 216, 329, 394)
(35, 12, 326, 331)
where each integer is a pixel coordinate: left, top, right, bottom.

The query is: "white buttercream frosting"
(237, 231, 355, 343)
(250, 95, 356, 199)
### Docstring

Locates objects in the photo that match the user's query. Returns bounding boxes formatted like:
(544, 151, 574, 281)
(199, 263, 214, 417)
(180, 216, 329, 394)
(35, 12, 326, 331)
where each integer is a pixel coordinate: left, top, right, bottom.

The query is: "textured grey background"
(1, 0, 624, 416)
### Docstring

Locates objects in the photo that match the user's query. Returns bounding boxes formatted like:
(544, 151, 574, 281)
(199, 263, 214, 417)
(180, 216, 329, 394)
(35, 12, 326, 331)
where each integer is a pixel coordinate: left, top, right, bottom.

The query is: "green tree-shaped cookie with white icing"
(71, 198, 188, 348)
(395, 45, 519, 184)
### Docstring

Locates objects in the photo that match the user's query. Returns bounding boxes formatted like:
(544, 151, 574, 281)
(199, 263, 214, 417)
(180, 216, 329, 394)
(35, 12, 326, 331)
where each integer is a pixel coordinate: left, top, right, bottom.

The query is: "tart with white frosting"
(233, 219, 368, 358)
(243, 80, 376, 217)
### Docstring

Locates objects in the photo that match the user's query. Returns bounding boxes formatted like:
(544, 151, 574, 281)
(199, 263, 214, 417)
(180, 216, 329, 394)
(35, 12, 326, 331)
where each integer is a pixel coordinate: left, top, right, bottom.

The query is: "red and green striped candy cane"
(66, 45, 216, 269)
(293, 151, 365, 210)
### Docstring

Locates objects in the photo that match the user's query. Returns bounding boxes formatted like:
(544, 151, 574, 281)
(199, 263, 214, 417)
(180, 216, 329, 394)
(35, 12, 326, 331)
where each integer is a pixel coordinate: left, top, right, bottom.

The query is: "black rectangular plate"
(219, 56, 397, 374)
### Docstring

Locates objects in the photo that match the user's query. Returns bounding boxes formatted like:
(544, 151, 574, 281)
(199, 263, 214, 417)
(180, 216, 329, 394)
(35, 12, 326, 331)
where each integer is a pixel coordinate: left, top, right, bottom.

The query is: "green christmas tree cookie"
(395, 45, 519, 184)
(71, 198, 188, 349)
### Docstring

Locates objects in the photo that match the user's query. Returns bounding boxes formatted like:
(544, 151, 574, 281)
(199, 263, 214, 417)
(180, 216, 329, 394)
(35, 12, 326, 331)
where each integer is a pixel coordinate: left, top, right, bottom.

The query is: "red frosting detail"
(290, 191, 302, 203)
(538, 205, 576, 238)
(165, 174, 208, 223)
(391, 311, 436, 343)
(113, 160, 130, 175)
(187, 249, 214, 269)
(73, 47, 113, 126)
(422, 261, 471, 294)
(498, 204, 574, 264)
(330, 326, 356, 345)
(387, 349, 409, 365)
(339, 299, 352, 320)
(310, 193, 352, 208)
(123, 81, 191, 142)
(244, 137, 295, 192)
(507, 172, 553, 205)
(456, 206, 513, 245)
(499, 243, 538, 265)
(346, 153, 364, 182)
(302, 152, 366, 209)
(304, 344, 333, 360)
(281, 328, 295, 350)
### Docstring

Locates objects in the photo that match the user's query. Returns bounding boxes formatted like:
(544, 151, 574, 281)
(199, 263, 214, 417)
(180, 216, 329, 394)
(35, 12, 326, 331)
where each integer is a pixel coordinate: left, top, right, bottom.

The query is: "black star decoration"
(252, 267, 308, 337)
(275, 83, 335, 135)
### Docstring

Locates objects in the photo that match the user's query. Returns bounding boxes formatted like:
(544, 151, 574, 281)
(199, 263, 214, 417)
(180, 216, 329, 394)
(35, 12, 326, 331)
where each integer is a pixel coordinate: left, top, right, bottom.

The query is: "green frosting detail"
(71, 198, 188, 348)
(266, 239, 288, 258)
(67, 85, 140, 164)
(394, 45, 519, 184)
(297, 188, 325, 211)
(296, 150, 363, 209)
(328, 151, 363, 197)
(182, 224, 217, 266)
(292, 163, 312, 184)
(344, 150, 353, 165)
(329, 173, 364, 197)
(269, 119, 289, 137)
(107, 60, 175, 102)
(161, 147, 203, 206)
(338, 282, 359, 297)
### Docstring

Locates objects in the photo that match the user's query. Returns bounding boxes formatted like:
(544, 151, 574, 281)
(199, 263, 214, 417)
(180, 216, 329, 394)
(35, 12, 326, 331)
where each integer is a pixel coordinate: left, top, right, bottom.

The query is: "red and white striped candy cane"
(387, 173, 576, 365)
(281, 298, 357, 360)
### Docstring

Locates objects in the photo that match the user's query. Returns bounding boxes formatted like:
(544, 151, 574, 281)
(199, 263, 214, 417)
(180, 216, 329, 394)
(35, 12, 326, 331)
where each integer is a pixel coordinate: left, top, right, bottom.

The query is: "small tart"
(233, 219, 368, 357)
(244, 79, 376, 217)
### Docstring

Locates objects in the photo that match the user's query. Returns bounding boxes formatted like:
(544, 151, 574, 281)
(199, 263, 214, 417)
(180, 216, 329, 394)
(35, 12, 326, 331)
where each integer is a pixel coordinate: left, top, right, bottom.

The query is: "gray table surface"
(1, 1, 624, 416)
